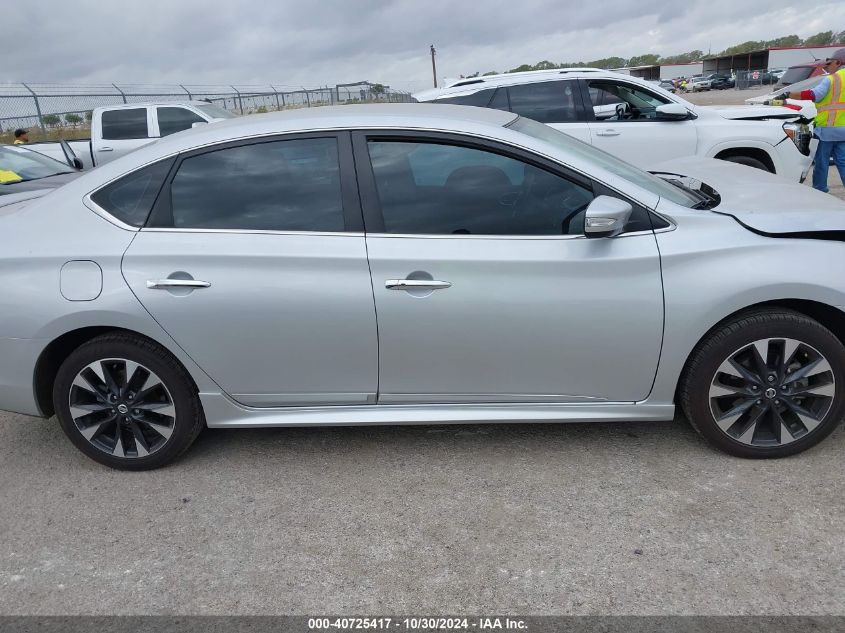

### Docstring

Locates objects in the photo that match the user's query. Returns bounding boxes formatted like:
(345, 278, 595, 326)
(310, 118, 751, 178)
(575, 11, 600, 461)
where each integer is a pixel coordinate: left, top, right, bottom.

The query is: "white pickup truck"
(415, 68, 815, 182)
(25, 101, 235, 169)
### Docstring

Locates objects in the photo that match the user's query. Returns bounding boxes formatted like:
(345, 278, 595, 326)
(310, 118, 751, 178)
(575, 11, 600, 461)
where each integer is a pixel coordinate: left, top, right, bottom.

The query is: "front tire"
(721, 155, 770, 172)
(53, 333, 205, 470)
(680, 310, 845, 458)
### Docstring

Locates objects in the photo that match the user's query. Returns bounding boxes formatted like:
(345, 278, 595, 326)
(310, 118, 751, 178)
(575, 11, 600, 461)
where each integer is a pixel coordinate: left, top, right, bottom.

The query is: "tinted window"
(488, 88, 509, 112)
(367, 140, 594, 235)
(587, 81, 669, 121)
(434, 89, 495, 107)
(91, 158, 175, 226)
(506, 81, 579, 123)
(167, 137, 345, 231)
(157, 107, 206, 137)
(780, 66, 814, 85)
(101, 108, 148, 140)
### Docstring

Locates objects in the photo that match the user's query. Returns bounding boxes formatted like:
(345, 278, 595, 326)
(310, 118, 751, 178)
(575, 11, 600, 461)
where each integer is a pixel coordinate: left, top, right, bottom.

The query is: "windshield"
(0, 145, 73, 184)
(778, 66, 815, 87)
(508, 116, 701, 207)
(195, 104, 237, 119)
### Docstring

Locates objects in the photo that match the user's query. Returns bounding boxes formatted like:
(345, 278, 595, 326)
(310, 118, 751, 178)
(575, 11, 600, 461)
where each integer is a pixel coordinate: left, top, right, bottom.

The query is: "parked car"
(708, 74, 735, 90)
(686, 76, 712, 92)
(0, 144, 83, 194)
(772, 62, 828, 90)
(415, 69, 813, 180)
(25, 101, 236, 169)
(2, 104, 844, 469)
(658, 79, 677, 93)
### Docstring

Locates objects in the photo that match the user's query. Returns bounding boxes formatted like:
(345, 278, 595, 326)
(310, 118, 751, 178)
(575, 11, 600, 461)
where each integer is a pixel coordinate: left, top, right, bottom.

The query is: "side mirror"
(584, 196, 633, 239)
(655, 103, 690, 120)
(59, 140, 83, 170)
(191, 121, 208, 129)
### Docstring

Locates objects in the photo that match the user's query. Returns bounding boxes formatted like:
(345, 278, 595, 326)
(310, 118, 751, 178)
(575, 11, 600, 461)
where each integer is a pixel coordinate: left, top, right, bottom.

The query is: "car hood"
(0, 171, 82, 194)
(697, 104, 808, 120)
(650, 156, 845, 235)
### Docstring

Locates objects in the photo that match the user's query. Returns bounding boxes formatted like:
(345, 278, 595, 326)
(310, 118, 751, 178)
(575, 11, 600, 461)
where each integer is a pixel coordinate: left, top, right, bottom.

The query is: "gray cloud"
(4, 0, 844, 93)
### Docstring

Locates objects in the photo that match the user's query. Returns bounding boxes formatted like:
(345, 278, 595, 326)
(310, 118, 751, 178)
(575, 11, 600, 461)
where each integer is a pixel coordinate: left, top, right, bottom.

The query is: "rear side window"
(90, 158, 175, 227)
(101, 108, 149, 140)
(506, 81, 580, 123)
(157, 107, 206, 137)
(433, 89, 496, 107)
(164, 137, 345, 232)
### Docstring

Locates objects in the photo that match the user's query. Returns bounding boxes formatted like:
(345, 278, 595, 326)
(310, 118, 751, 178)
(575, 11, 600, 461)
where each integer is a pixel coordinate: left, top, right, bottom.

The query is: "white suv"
(414, 69, 812, 181)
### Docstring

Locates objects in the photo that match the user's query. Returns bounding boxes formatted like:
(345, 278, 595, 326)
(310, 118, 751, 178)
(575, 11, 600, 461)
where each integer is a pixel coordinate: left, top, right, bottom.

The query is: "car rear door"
(581, 79, 698, 167)
(353, 131, 664, 404)
(120, 132, 378, 407)
(504, 80, 592, 144)
(92, 106, 156, 164)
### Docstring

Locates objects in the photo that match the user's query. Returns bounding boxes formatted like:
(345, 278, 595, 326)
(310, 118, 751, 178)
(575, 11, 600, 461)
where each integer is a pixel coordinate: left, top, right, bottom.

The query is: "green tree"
(84, 111, 93, 122)
(765, 34, 802, 48)
(660, 50, 704, 65)
(42, 114, 61, 127)
(370, 83, 386, 99)
(482, 71, 499, 76)
(627, 54, 660, 67)
(718, 40, 766, 55)
(64, 113, 83, 127)
(587, 56, 626, 68)
(804, 31, 834, 46)
(835, 30, 845, 44)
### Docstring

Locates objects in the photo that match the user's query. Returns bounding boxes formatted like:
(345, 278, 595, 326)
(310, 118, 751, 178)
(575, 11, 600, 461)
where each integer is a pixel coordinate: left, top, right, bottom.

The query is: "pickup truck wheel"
(680, 310, 845, 458)
(721, 155, 769, 172)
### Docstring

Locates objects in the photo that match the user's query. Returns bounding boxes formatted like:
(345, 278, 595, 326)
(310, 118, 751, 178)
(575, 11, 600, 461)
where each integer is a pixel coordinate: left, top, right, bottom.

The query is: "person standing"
(785, 48, 845, 193)
(13, 129, 29, 144)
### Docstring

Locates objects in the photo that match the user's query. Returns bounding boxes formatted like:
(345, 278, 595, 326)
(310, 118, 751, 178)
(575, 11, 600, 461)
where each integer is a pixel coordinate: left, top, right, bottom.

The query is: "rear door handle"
(99, 147, 114, 152)
(385, 279, 451, 290)
(147, 279, 211, 289)
(595, 129, 620, 137)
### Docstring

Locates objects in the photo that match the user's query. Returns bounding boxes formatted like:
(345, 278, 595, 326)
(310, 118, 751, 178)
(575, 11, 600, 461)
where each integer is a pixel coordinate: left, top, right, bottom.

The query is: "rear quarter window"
(100, 108, 149, 140)
(90, 158, 175, 227)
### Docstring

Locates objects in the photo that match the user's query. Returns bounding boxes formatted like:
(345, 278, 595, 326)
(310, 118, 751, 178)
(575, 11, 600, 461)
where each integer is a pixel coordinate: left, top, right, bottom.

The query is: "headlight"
(783, 121, 812, 156)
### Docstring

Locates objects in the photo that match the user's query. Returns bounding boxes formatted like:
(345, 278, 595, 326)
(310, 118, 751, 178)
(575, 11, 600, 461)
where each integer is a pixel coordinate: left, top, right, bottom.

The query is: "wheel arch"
(713, 147, 776, 173)
(674, 299, 845, 404)
(33, 326, 201, 418)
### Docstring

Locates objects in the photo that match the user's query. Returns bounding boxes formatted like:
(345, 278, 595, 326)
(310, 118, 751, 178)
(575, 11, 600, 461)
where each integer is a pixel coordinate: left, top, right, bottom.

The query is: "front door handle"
(147, 279, 211, 289)
(385, 279, 451, 291)
(99, 146, 114, 152)
(595, 129, 620, 137)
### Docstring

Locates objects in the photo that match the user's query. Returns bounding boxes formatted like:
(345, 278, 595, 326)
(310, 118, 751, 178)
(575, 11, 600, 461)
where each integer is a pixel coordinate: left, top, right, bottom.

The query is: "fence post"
(21, 83, 46, 131)
(270, 85, 282, 110)
(231, 86, 244, 114)
(305, 89, 311, 107)
(179, 84, 192, 100)
(111, 83, 127, 104)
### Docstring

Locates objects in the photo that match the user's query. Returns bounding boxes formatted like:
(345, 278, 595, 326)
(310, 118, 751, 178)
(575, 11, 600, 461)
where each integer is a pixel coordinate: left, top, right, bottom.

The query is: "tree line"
(463, 29, 845, 77)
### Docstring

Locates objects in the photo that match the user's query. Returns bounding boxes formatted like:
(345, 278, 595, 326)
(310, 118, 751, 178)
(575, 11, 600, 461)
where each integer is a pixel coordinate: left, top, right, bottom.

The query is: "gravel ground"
(1, 412, 844, 615)
(1, 87, 845, 616)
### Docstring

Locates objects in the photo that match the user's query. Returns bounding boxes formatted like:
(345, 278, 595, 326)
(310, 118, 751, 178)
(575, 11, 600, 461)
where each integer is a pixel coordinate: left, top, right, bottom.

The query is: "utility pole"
(430, 44, 438, 88)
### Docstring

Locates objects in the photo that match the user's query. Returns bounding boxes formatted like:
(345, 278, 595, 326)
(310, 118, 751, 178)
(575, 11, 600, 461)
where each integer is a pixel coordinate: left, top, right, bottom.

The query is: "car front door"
(582, 79, 698, 167)
(120, 133, 378, 407)
(353, 132, 664, 404)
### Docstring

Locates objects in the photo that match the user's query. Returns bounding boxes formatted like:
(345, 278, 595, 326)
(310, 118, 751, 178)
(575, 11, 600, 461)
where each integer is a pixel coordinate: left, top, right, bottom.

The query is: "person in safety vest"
(783, 48, 845, 193)
(13, 129, 29, 144)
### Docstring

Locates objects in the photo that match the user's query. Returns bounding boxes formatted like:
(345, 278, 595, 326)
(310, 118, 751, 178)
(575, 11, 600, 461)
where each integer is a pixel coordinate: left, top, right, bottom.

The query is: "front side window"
(157, 107, 206, 137)
(165, 137, 345, 232)
(101, 108, 149, 140)
(90, 158, 175, 226)
(367, 140, 594, 235)
(506, 81, 579, 123)
(587, 81, 670, 121)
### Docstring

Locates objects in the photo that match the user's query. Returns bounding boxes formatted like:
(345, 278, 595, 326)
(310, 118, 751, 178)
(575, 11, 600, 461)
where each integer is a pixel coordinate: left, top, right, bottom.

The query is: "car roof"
(93, 101, 218, 110)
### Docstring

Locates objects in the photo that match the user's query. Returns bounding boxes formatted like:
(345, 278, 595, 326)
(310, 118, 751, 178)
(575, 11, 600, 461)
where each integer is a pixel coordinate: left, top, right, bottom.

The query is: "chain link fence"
(0, 82, 415, 133)
(735, 70, 780, 90)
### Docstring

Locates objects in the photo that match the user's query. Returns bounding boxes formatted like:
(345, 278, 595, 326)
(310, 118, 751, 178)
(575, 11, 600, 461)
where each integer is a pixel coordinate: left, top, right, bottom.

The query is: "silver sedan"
(1, 104, 844, 469)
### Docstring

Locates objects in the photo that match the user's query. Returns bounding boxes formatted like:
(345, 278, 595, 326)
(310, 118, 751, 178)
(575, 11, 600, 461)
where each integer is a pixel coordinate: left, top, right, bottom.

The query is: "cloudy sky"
(5, 0, 845, 93)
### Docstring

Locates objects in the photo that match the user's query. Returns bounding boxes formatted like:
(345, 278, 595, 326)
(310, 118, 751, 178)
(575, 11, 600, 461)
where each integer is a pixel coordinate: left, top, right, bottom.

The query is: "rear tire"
(53, 333, 204, 470)
(679, 309, 845, 458)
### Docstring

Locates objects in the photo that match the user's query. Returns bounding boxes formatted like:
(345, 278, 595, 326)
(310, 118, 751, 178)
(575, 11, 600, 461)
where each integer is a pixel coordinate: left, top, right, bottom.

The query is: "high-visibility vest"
(815, 68, 845, 128)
